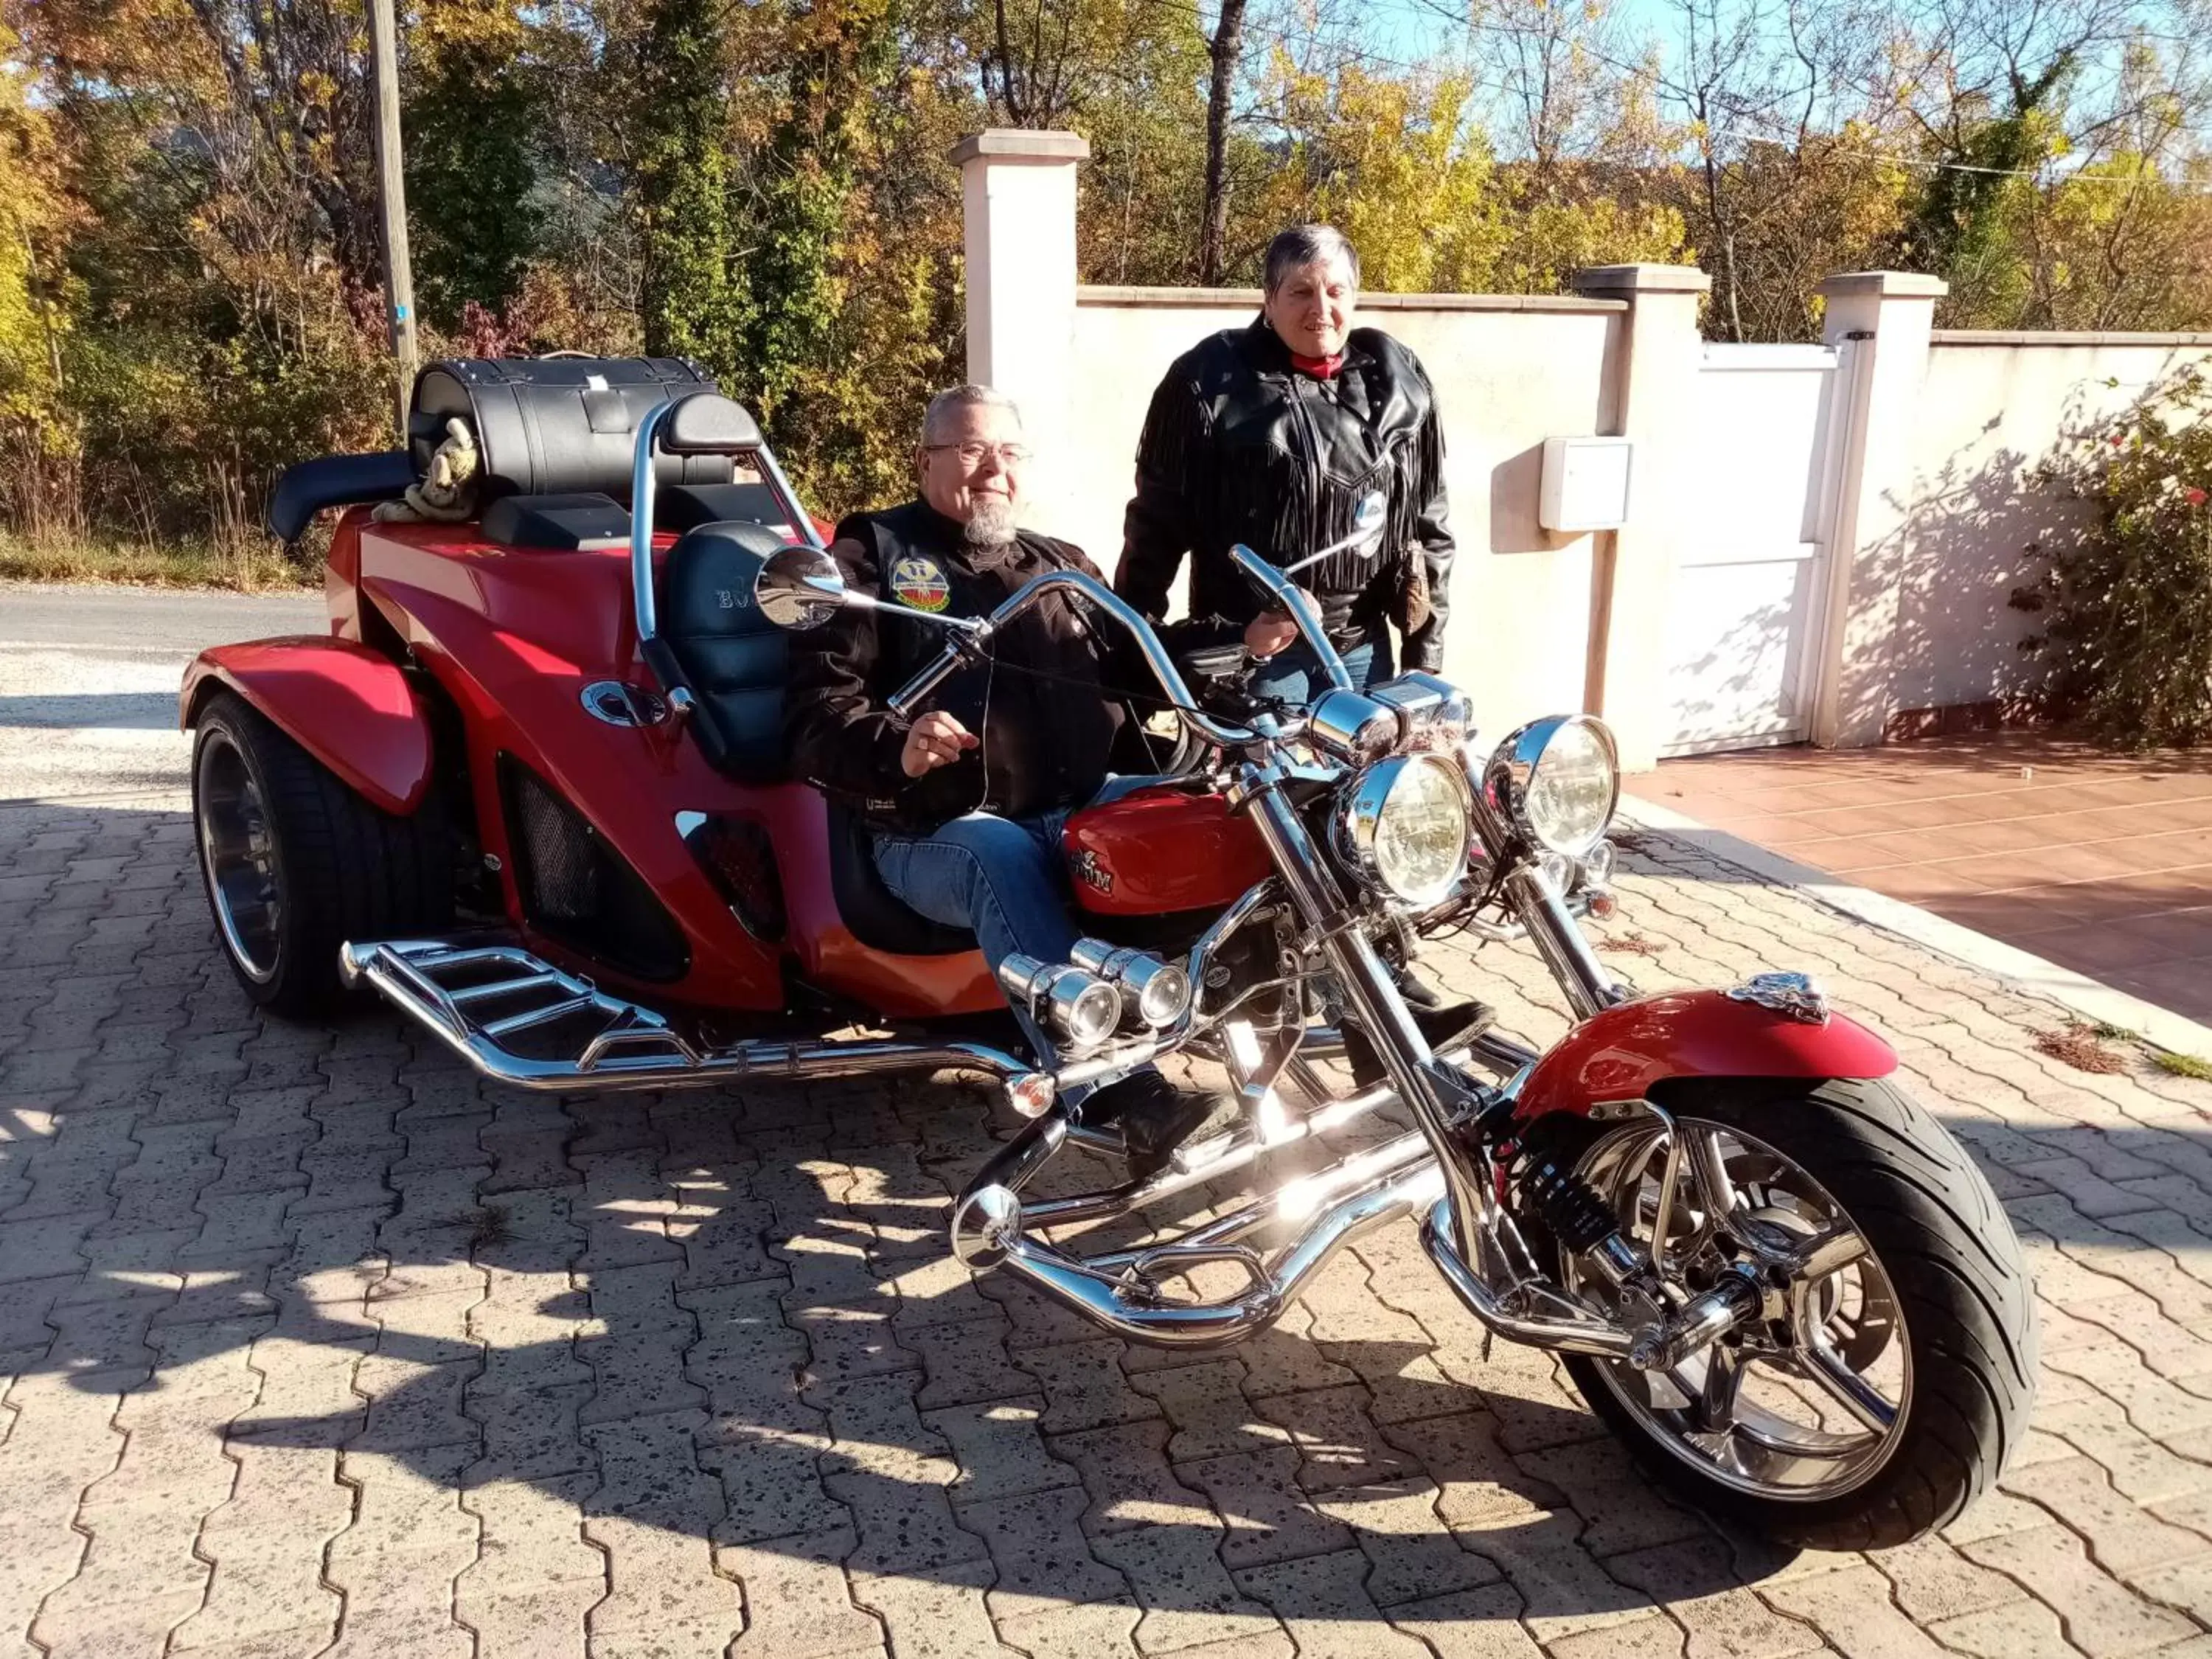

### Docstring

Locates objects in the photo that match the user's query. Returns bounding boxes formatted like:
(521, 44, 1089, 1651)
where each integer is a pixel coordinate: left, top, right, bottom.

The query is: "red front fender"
(181, 637, 433, 817)
(1514, 988, 1899, 1123)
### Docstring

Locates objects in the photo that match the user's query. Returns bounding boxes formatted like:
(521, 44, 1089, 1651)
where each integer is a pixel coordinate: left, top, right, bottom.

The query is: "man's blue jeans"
(870, 776, 1157, 1094)
(1246, 630, 1391, 707)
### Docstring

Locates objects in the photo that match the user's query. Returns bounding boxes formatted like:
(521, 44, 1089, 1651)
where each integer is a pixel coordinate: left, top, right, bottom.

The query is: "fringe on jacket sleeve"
(1116, 366, 1211, 621)
(1400, 374, 1454, 672)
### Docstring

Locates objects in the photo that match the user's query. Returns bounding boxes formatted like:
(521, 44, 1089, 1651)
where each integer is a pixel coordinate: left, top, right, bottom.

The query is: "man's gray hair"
(922, 383, 1023, 445)
(1262, 224, 1361, 296)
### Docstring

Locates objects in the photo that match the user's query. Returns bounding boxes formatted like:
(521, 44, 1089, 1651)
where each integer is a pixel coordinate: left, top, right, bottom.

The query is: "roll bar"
(628, 393, 823, 650)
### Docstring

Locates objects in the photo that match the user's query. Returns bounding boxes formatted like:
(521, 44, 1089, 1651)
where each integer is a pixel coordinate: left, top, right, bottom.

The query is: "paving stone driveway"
(8, 786, 2212, 1659)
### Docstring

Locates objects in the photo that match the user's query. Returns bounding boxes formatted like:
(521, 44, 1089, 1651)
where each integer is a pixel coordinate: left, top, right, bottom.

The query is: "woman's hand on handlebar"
(901, 710, 978, 777)
(1244, 610, 1300, 659)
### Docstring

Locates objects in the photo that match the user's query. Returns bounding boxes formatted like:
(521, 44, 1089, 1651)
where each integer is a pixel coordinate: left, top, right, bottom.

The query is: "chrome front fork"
(1239, 782, 1498, 1265)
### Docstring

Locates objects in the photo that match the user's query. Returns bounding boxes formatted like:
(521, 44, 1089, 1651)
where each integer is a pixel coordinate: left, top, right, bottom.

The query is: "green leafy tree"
(625, 0, 751, 372)
(405, 0, 545, 326)
(2016, 364, 2212, 744)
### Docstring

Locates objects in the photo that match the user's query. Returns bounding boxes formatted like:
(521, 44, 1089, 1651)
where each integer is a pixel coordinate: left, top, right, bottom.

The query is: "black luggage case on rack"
(409, 357, 737, 503)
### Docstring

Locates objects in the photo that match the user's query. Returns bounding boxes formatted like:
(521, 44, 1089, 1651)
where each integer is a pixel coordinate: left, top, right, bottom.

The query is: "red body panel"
(1062, 787, 1272, 916)
(1514, 990, 1899, 1123)
(337, 514, 998, 1018)
(181, 635, 433, 817)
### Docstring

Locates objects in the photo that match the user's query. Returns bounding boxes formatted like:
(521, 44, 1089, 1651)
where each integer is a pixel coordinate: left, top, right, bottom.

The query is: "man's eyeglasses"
(924, 441, 1032, 467)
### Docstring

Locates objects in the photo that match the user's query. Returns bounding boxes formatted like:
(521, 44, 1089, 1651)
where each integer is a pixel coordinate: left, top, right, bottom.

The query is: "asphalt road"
(0, 582, 325, 802)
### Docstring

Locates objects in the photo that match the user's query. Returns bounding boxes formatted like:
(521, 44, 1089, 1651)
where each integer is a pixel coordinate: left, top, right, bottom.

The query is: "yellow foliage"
(1259, 58, 1509, 292)
(0, 22, 67, 424)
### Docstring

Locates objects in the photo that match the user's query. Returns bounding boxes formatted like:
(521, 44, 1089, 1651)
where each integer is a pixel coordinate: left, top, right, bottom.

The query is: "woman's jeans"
(869, 776, 1157, 1099)
(1247, 629, 1392, 706)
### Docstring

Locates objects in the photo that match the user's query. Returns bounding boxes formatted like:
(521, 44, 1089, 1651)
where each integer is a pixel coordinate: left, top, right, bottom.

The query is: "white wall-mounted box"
(1538, 437, 1635, 532)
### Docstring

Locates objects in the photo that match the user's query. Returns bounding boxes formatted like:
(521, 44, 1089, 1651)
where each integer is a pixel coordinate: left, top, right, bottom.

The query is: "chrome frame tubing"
(629, 395, 824, 650)
(338, 939, 1034, 1094)
(1466, 784, 1624, 1024)
(951, 1113, 1446, 1346)
(1237, 778, 1494, 1265)
(1500, 866, 1622, 1022)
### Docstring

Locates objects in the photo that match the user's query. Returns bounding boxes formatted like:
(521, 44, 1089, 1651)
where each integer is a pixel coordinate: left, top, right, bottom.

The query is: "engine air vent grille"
(498, 756, 690, 983)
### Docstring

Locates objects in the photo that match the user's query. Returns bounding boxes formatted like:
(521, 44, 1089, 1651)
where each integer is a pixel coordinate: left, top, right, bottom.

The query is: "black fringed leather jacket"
(1116, 319, 1455, 672)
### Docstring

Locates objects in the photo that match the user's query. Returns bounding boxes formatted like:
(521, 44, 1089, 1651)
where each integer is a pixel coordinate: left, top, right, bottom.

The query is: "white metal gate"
(1660, 342, 1848, 757)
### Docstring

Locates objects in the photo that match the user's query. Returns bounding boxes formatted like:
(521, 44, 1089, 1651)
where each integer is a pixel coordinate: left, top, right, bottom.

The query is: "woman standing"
(1118, 224, 1475, 1040)
(1115, 223, 1455, 702)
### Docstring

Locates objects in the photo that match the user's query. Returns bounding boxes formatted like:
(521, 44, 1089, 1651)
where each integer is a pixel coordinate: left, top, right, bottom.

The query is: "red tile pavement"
(1645, 734, 2212, 1024)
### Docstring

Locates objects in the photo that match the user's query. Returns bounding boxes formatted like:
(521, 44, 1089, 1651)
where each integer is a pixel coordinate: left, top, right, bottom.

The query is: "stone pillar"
(1809, 271, 1947, 748)
(1569, 264, 1713, 773)
(950, 130, 1089, 528)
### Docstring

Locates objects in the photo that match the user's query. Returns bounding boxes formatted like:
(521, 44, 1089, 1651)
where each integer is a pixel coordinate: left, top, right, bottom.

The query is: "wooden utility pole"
(1198, 0, 1248, 286)
(366, 0, 418, 438)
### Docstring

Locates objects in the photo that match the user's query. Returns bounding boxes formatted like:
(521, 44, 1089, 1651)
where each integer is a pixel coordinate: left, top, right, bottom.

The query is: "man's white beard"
(963, 498, 1016, 547)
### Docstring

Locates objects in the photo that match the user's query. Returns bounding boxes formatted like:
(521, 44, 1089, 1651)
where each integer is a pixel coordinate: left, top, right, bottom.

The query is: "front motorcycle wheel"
(1547, 1077, 2037, 1551)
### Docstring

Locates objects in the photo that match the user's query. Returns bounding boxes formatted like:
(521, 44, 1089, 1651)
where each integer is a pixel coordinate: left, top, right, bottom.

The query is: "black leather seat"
(824, 801, 975, 956)
(655, 521, 975, 957)
(659, 481, 791, 535)
(655, 521, 794, 785)
(481, 491, 630, 550)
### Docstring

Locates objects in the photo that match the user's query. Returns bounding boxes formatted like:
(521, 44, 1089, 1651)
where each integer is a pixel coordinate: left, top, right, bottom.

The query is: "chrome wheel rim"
(1567, 1117, 1912, 1500)
(197, 731, 282, 984)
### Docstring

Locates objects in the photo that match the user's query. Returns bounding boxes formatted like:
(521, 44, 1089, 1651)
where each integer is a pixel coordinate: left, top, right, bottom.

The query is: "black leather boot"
(1341, 997, 1497, 1090)
(1081, 1071, 1237, 1177)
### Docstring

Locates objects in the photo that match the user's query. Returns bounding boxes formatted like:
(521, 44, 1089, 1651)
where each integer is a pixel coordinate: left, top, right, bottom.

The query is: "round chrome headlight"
(1484, 715, 1619, 858)
(1338, 754, 1474, 908)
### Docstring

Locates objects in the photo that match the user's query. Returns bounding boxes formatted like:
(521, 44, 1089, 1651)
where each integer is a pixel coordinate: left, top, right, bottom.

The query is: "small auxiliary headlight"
(997, 954, 1123, 1052)
(1071, 939, 1194, 1029)
(1579, 838, 1616, 890)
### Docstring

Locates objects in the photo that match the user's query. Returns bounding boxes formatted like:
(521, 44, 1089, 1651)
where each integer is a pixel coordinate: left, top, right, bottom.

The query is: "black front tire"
(1552, 1077, 2037, 1552)
(191, 690, 455, 1017)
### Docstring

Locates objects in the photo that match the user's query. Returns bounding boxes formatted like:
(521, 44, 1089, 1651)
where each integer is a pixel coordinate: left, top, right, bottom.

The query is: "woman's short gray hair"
(922, 383, 1023, 445)
(1263, 225, 1361, 296)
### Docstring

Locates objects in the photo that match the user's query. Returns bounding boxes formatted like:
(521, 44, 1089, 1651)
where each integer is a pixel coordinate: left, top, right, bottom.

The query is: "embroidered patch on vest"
(888, 555, 952, 613)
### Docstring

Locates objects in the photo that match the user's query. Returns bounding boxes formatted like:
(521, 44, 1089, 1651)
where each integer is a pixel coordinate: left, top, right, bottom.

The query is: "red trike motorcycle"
(185, 356, 2034, 1550)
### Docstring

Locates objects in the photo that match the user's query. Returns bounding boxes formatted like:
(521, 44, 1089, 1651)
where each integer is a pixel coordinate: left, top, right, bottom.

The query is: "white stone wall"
(1057, 291, 1627, 744)
(1891, 333, 2212, 723)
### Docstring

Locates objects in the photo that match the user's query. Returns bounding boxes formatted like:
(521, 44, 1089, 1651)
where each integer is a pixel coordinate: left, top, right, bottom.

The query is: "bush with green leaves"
(2014, 364, 2212, 746)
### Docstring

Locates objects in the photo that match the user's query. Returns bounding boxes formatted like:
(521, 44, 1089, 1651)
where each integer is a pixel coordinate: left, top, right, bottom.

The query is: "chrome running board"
(338, 938, 1033, 1093)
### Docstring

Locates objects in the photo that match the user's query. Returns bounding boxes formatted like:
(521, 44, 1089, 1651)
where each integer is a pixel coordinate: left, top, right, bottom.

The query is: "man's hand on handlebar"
(901, 710, 978, 777)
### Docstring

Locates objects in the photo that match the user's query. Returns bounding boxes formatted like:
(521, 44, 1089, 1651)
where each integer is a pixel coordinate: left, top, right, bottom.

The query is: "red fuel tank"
(1062, 787, 1272, 916)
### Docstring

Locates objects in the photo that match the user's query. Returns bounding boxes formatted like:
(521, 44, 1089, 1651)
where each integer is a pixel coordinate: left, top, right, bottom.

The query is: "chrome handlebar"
(883, 569, 1262, 750)
(1226, 545, 1356, 697)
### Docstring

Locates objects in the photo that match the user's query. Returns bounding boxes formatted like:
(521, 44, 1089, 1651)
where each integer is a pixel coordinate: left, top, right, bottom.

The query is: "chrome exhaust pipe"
(950, 1123, 1444, 1348)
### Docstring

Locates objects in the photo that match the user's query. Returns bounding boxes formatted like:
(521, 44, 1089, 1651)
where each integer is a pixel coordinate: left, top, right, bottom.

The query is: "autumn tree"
(404, 0, 546, 327)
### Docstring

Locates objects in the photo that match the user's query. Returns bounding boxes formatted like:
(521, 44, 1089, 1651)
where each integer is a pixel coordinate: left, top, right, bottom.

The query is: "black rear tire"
(191, 690, 455, 1017)
(1551, 1077, 2037, 1551)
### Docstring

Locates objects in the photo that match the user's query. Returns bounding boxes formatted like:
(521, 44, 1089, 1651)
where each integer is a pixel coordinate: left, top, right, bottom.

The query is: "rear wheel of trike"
(191, 690, 454, 1017)
(1546, 1077, 2037, 1551)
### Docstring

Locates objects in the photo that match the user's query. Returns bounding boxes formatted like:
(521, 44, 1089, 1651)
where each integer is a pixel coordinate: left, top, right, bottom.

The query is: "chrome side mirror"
(1284, 490, 1390, 574)
(754, 546, 847, 630)
(1346, 490, 1388, 556)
